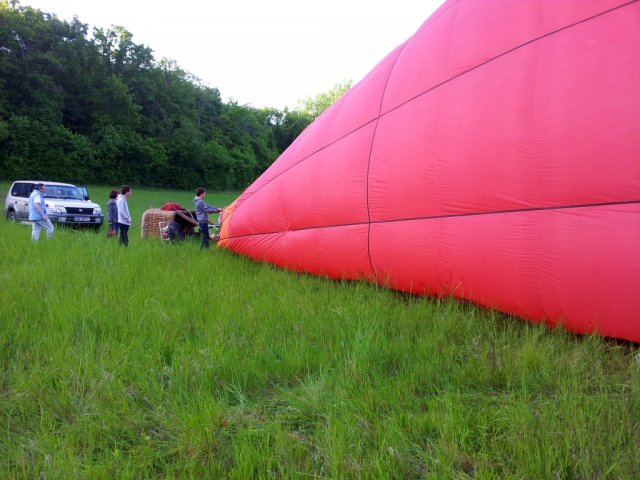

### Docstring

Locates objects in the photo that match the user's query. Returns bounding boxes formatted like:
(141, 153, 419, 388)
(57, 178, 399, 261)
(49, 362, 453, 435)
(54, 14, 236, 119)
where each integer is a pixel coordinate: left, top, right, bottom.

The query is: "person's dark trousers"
(199, 222, 210, 249)
(118, 223, 130, 247)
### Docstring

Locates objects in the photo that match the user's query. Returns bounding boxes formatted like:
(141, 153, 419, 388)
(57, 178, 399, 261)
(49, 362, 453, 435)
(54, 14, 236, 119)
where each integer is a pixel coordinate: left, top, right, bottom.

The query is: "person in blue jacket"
(106, 189, 119, 237)
(193, 187, 221, 249)
(28, 183, 54, 241)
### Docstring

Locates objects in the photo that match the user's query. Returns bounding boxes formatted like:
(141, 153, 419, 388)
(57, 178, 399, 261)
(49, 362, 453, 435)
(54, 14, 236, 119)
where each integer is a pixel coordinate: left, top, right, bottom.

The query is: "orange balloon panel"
(219, 0, 640, 342)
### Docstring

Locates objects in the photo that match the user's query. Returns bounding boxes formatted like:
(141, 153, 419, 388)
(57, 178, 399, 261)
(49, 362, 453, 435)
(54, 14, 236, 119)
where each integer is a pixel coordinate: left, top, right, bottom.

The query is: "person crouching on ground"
(193, 187, 221, 249)
(116, 185, 132, 246)
(107, 189, 119, 237)
(28, 183, 54, 241)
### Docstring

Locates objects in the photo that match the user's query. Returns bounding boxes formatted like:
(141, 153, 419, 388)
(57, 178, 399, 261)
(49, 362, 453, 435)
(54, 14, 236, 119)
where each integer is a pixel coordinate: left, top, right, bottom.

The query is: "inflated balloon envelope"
(219, 0, 640, 343)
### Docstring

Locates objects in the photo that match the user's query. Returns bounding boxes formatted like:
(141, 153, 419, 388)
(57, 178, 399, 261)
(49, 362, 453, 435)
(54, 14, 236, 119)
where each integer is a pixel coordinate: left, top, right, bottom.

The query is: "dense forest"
(0, 1, 340, 190)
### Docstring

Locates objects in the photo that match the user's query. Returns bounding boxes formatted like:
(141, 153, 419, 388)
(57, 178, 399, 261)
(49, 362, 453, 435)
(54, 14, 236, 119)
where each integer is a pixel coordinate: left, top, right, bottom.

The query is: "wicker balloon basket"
(141, 208, 198, 239)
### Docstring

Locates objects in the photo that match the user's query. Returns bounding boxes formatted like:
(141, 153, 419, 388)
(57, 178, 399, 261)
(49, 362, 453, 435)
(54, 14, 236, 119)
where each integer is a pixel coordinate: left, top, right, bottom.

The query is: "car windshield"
(45, 185, 84, 200)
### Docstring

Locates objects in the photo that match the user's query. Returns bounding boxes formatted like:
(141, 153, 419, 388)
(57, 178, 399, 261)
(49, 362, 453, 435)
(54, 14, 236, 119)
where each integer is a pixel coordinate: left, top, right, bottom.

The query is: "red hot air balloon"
(219, 0, 640, 343)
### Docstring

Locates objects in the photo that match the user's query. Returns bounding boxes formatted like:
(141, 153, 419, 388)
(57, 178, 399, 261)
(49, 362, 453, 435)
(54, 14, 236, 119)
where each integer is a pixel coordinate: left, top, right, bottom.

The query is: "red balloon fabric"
(219, 0, 640, 342)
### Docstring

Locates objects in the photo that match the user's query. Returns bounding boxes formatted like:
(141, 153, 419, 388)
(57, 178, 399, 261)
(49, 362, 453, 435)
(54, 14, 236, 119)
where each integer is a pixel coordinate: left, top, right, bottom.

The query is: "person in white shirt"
(28, 183, 54, 241)
(116, 184, 132, 246)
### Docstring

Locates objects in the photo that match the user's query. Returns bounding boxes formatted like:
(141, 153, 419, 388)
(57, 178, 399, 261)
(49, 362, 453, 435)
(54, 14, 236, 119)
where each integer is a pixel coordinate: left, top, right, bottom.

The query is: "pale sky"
(22, 0, 445, 110)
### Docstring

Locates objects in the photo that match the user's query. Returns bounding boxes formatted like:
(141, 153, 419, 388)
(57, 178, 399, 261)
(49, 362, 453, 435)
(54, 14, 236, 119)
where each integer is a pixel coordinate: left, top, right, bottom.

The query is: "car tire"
(7, 209, 16, 222)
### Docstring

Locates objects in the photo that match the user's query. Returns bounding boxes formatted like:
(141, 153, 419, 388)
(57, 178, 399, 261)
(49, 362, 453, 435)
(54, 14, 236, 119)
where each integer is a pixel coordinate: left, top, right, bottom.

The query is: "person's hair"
(121, 185, 131, 195)
(36, 183, 44, 190)
(196, 187, 206, 197)
(109, 189, 118, 199)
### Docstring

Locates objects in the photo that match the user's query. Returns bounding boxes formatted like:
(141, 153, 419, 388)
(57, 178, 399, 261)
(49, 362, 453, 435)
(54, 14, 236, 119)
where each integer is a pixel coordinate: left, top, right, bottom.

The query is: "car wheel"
(7, 210, 16, 222)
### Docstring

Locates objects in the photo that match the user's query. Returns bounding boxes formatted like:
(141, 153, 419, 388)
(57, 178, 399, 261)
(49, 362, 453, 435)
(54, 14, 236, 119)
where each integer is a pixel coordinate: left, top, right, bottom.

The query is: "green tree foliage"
(294, 80, 353, 119)
(267, 108, 313, 153)
(0, 1, 315, 189)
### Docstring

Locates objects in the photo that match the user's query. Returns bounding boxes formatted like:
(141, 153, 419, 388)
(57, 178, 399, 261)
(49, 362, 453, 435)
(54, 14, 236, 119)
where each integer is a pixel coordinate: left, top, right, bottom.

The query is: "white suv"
(4, 180, 104, 229)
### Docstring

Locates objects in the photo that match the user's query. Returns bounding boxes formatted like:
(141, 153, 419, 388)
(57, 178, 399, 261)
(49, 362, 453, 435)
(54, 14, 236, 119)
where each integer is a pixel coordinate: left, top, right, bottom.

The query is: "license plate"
(74, 217, 91, 222)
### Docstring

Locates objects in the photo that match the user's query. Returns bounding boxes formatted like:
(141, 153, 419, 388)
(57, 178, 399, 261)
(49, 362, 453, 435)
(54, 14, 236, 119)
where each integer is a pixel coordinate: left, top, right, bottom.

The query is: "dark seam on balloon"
(228, 117, 378, 213)
(380, 0, 640, 117)
(365, 46, 408, 284)
(534, 207, 550, 326)
(219, 200, 640, 240)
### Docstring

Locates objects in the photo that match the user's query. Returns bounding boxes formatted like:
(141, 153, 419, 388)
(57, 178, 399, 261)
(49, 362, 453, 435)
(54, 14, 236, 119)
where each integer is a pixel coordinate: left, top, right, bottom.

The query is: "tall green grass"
(0, 185, 638, 478)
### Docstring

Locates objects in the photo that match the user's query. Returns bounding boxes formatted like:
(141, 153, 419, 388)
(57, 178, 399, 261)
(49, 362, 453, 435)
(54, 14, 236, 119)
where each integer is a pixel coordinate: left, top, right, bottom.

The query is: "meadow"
(0, 184, 638, 478)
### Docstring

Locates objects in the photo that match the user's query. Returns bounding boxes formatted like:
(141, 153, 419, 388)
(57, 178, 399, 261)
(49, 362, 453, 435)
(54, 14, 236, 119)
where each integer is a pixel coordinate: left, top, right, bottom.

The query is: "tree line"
(0, 1, 341, 190)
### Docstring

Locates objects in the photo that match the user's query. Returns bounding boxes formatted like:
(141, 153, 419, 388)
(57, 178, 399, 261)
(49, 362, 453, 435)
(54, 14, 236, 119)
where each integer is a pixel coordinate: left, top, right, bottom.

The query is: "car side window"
(25, 184, 37, 197)
(77, 186, 89, 200)
(12, 183, 30, 197)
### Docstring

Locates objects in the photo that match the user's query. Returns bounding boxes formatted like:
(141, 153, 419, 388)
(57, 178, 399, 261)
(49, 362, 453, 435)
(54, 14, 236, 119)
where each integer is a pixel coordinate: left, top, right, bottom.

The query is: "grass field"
(1, 184, 638, 478)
